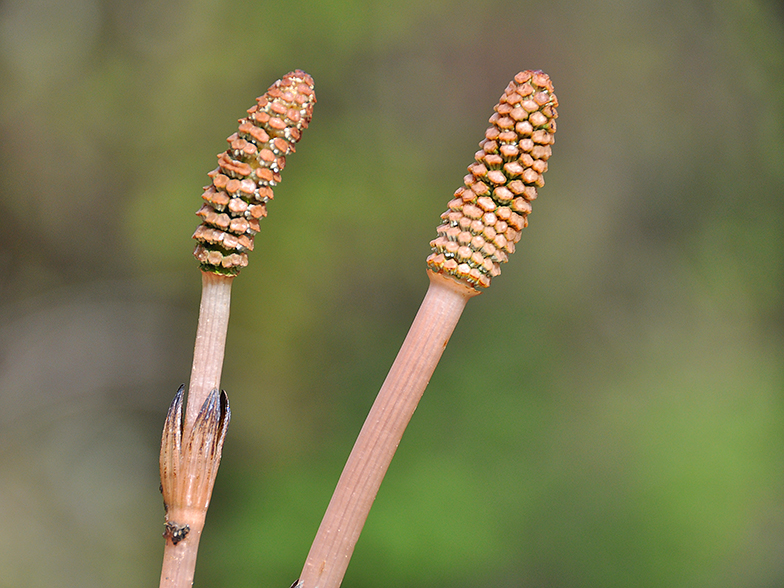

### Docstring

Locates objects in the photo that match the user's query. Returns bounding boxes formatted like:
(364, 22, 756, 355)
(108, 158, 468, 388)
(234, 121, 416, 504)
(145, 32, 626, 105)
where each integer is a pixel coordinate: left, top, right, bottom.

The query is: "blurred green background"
(1, 0, 783, 586)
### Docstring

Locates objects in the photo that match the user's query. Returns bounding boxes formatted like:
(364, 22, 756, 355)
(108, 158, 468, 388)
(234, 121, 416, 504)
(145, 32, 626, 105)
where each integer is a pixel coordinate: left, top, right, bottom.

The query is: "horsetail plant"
(158, 70, 315, 588)
(297, 70, 558, 588)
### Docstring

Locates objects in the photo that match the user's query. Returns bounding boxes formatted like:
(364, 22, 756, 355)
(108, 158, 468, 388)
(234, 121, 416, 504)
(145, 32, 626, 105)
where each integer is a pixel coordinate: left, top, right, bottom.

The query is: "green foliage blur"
(1, 0, 783, 586)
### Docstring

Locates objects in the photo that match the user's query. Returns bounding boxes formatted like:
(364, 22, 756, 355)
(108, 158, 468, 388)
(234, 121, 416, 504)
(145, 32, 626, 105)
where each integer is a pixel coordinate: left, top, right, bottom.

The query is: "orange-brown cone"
(427, 71, 558, 289)
(193, 70, 316, 275)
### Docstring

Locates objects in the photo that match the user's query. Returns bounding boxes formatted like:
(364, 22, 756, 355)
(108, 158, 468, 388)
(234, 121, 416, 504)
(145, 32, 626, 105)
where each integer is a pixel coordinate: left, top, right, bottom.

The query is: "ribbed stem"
(159, 386, 230, 588)
(157, 272, 232, 588)
(299, 271, 480, 588)
(159, 69, 315, 588)
(159, 510, 206, 588)
(298, 70, 556, 588)
(184, 271, 233, 434)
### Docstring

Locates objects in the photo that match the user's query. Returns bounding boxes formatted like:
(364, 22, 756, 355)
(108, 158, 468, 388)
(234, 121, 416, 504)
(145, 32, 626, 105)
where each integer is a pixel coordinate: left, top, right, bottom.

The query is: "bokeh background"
(1, 0, 783, 586)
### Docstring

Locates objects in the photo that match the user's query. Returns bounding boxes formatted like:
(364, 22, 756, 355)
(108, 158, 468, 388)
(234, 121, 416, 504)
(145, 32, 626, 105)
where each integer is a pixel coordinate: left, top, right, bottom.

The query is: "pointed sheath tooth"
(192, 70, 316, 276)
(159, 386, 231, 518)
(206, 391, 231, 498)
(159, 385, 185, 510)
(427, 71, 557, 290)
(185, 389, 222, 509)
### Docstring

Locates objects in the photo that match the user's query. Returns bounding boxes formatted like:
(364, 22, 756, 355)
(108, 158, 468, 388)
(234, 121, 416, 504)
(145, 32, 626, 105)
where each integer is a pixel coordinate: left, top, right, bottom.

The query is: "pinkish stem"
(299, 271, 480, 588)
(184, 271, 233, 435)
(159, 510, 206, 588)
(159, 271, 233, 588)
